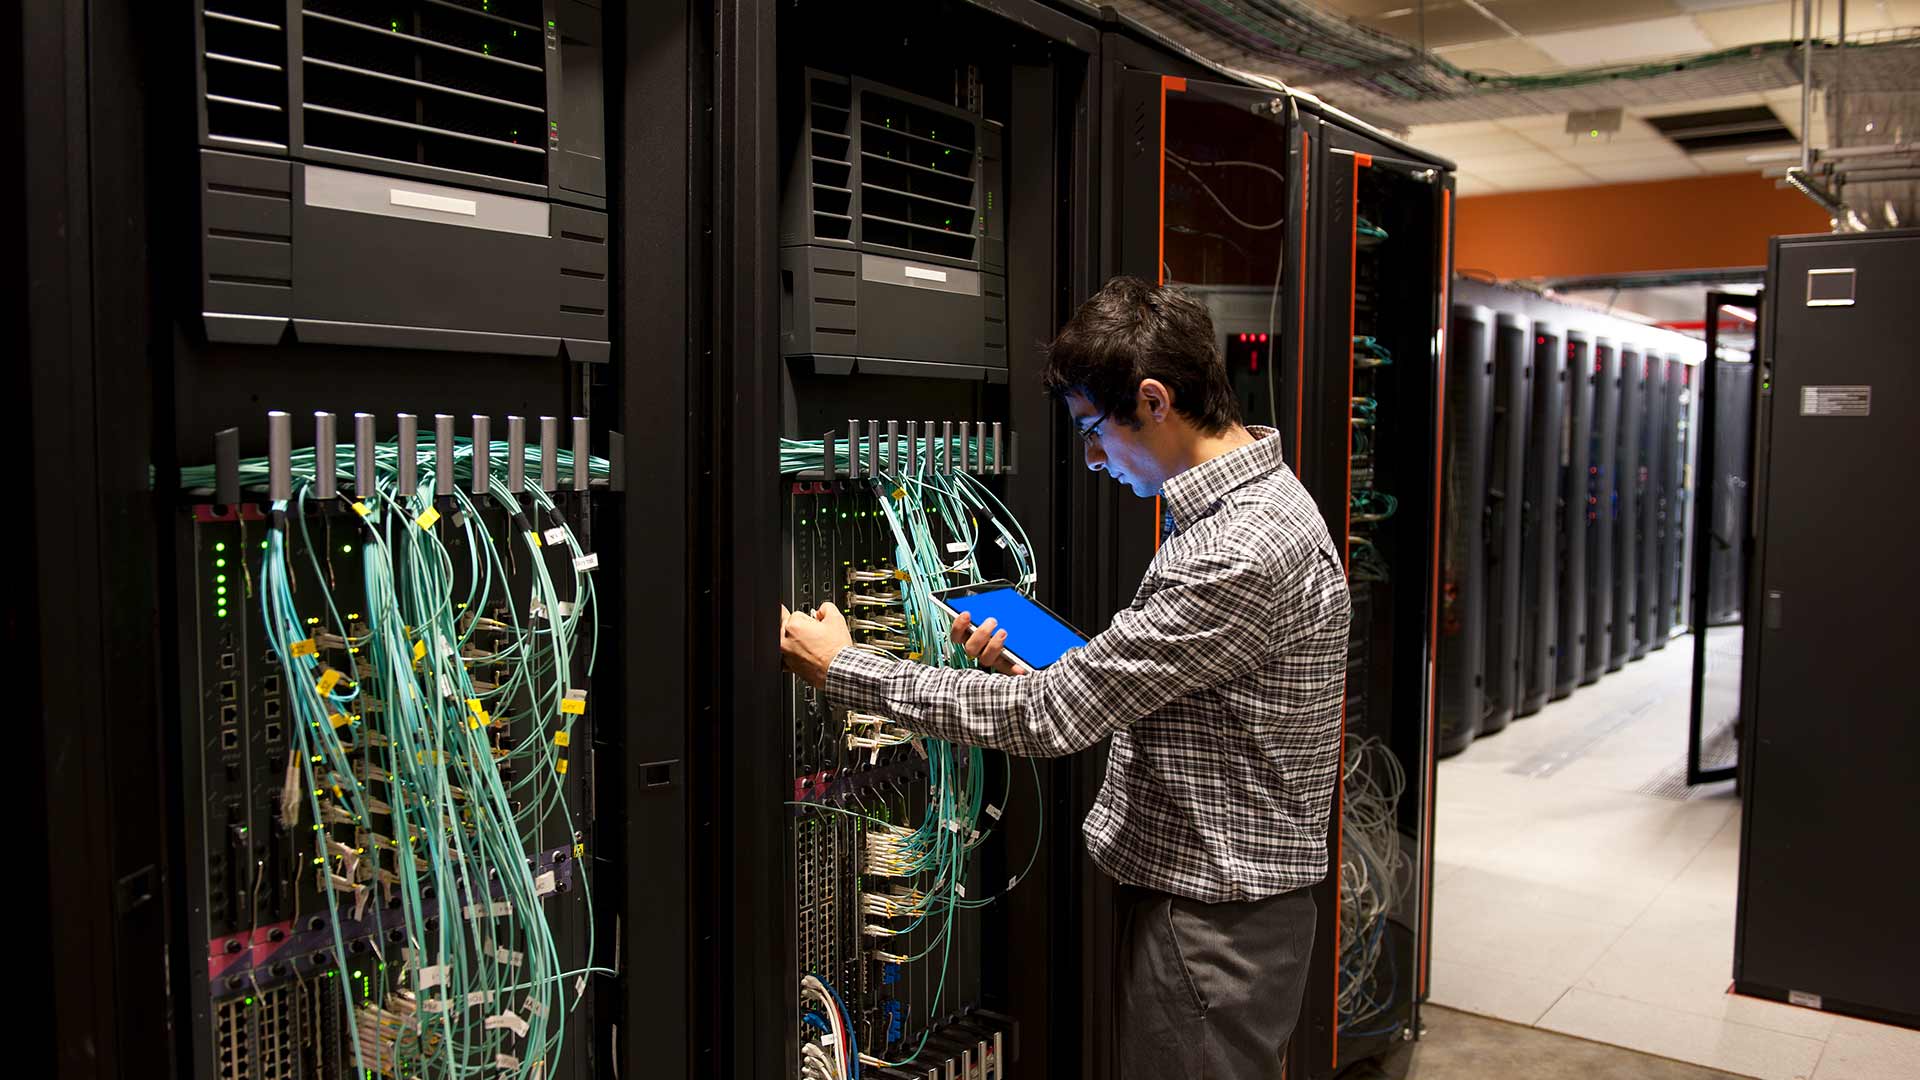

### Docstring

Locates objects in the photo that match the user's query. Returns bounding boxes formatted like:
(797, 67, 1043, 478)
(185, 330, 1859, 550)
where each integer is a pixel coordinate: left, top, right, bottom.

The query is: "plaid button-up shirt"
(827, 426, 1349, 901)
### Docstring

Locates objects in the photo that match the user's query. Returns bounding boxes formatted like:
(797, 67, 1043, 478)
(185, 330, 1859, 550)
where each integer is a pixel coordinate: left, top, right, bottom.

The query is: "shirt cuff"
(826, 647, 902, 714)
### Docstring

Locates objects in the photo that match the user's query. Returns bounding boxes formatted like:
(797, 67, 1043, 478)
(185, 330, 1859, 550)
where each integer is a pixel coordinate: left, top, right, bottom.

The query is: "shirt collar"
(1160, 426, 1285, 533)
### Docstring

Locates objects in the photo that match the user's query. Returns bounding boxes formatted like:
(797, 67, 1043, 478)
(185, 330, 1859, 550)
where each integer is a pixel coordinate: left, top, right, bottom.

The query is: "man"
(780, 276, 1350, 1078)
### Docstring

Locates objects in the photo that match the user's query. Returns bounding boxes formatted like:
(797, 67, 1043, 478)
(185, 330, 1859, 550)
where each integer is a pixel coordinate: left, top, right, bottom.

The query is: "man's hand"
(780, 602, 853, 689)
(949, 612, 1032, 676)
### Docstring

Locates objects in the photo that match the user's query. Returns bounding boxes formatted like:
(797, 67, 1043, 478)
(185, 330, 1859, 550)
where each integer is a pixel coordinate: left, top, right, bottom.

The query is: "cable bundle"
(783, 441, 1043, 1072)
(1337, 735, 1411, 1034)
(231, 443, 605, 1078)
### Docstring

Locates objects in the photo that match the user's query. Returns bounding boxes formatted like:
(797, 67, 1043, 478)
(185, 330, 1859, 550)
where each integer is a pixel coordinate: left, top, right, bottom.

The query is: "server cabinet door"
(1685, 292, 1759, 786)
(1736, 233, 1920, 1025)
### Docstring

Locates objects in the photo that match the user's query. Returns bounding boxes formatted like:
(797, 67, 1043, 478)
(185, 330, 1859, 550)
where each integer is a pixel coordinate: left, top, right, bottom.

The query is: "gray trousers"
(1114, 884, 1317, 1080)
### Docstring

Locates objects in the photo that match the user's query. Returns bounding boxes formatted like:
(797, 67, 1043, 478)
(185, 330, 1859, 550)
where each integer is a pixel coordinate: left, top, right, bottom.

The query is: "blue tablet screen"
(941, 587, 1087, 670)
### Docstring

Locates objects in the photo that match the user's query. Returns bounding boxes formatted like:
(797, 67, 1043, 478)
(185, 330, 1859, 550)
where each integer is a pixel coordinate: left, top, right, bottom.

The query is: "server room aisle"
(1427, 637, 1920, 1080)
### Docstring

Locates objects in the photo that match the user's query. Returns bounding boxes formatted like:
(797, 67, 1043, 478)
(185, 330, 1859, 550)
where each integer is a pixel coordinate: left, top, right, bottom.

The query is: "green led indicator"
(390, 19, 399, 30)
(245, 997, 253, 1006)
(215, 558, 226, 568)
(217, 586, 227, 596)
(216, 574, 227, 584)
(548, 19, 555, 27)
(261, 541, 267, 550)
(217, 608, 228, 619)
(342, 544, 353, 554)
(214, 542, 226, 552)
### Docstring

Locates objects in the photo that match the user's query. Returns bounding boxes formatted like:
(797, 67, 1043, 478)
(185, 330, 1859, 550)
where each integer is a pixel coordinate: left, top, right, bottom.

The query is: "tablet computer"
(927, 580, 1089, 671)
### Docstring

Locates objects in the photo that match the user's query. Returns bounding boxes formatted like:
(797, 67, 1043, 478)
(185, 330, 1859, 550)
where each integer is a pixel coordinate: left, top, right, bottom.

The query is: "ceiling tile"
(1690, 3, 1799, 48)
(1444, 148, 1579, 173)
(1477, 0, 1681, 37)
(1531, 15, 1718, 66)
(1546, 138, 1692, 165)
(1408, 127, 1545, 156)
(1454, 172, 1502, 196)
(1690, 148, 1776, 173)
(1475, 164, 1598, 192)
(1580, 159, 1707, 183)
(1632, 91, 1773, 118)
(1427, 38, 1563, 76)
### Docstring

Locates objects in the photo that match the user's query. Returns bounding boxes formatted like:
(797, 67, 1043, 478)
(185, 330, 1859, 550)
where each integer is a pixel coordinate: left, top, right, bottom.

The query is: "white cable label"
(534, 870, 557, 897)
(496, 1053, 521, 1070)
(417, 965, 446, 990)
(985, 804, 1001, 821)
(496, 947, 524, 968)
(945, 542, 970, 554)
(423, 997, 449, 1014)
(956, 883, 967, 898)
(543, 527, 568, 545)
(572, 552, 599, 572)
(485, 1010, 530, 1039)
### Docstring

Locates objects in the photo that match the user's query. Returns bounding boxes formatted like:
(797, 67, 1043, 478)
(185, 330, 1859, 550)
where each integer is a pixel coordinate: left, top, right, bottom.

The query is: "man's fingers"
(949, 612, 974, 645)
(817, 601, 845, 625)
(979, 628, 1008, 669)
(964, 617, 998, 660)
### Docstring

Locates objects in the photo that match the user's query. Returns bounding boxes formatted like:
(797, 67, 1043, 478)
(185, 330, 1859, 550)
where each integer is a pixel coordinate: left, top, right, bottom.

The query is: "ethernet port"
(219, 651, 236, 670)
(264, 698, 282, 720)
(221, 730, 241, 751)
(265, 723, 283, 743)
(220, 704, 239, 726)
(263, 674, 280, 695)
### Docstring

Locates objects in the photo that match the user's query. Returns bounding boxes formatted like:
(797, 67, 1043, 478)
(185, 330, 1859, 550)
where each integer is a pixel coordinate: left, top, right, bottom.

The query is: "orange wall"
(1454, 172, 1830, 279)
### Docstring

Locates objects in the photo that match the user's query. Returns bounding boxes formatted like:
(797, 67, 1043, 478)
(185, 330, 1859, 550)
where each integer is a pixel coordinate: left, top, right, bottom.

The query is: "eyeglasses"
(1076, 408, 1112, 446)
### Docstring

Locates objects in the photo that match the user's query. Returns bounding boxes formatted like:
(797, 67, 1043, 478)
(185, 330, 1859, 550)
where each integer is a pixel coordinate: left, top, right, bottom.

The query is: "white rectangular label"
(534, 870, 557, 896)
(903, 265, 948, 283)
(1788, 990, 1823, 1009)
(485, 1010, 531, 1039)
(417, 965, 446, 990)
(544, 527, 568, 545)
(1799, 385, 1871, 417)
(573, 552, 599, 572)
(946, 542, 970, 555)
(391, 188, 477, 216)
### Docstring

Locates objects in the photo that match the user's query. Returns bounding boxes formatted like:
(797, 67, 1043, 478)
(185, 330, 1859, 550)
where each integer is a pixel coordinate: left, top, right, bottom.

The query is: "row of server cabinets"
(16, 2, 1451, 1079)
(1436, 283, 1702, 757)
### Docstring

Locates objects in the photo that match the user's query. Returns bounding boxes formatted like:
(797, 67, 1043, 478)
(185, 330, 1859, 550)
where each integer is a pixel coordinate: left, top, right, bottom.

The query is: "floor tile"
(1579, 916, 1836, 1041)
(1539, 989, 1827, 1080)
(1427, 954, 1572, 1025)
(1433, 891, 1626, 986)
(1811, 1015, 1920, 1080)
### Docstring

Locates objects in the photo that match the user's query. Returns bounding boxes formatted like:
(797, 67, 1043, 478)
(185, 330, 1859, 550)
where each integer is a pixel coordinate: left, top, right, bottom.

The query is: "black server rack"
(1644, 355, 1671, 652)
(1112, 55, 1451, 1077)
(1585, 339, 1619, 685)
(1482, 313, 1530, 734)
(1633, 352, 1663, 660)
(1438, 306, 1493, 757)
(1555, 331, 1593, 699)
(746, 6, 1102, 1080)
(1704, 358, 1757, 624)
(1658, 357, 1690, 642)
(23, 3, 709, 1077)
(1736, 229, 1920, 1032)
(1610, 344, 1642, 671)
(1519, 324, 1565, 716)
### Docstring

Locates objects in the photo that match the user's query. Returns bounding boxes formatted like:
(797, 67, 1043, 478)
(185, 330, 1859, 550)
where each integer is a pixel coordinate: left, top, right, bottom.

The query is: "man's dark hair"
(1041, 276, 1242, 434)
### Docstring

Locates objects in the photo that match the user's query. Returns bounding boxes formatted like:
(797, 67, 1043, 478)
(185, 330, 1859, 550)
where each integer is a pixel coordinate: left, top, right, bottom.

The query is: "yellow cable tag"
(290, 638, 318, 658)
(894, 568, 910, 581)
(527, 531, 542, 548)
(416, 507, 441, 530)
(559, 696, 586, 716)
(413, 640, 427, 662)
(329, 712, 350, 729)
(555, 758, 569, 775)
(573, 842, 585, 858)
(892, 487, 907, 501)
(315, 669, 343, 694)
(553, 731, 570, 748)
